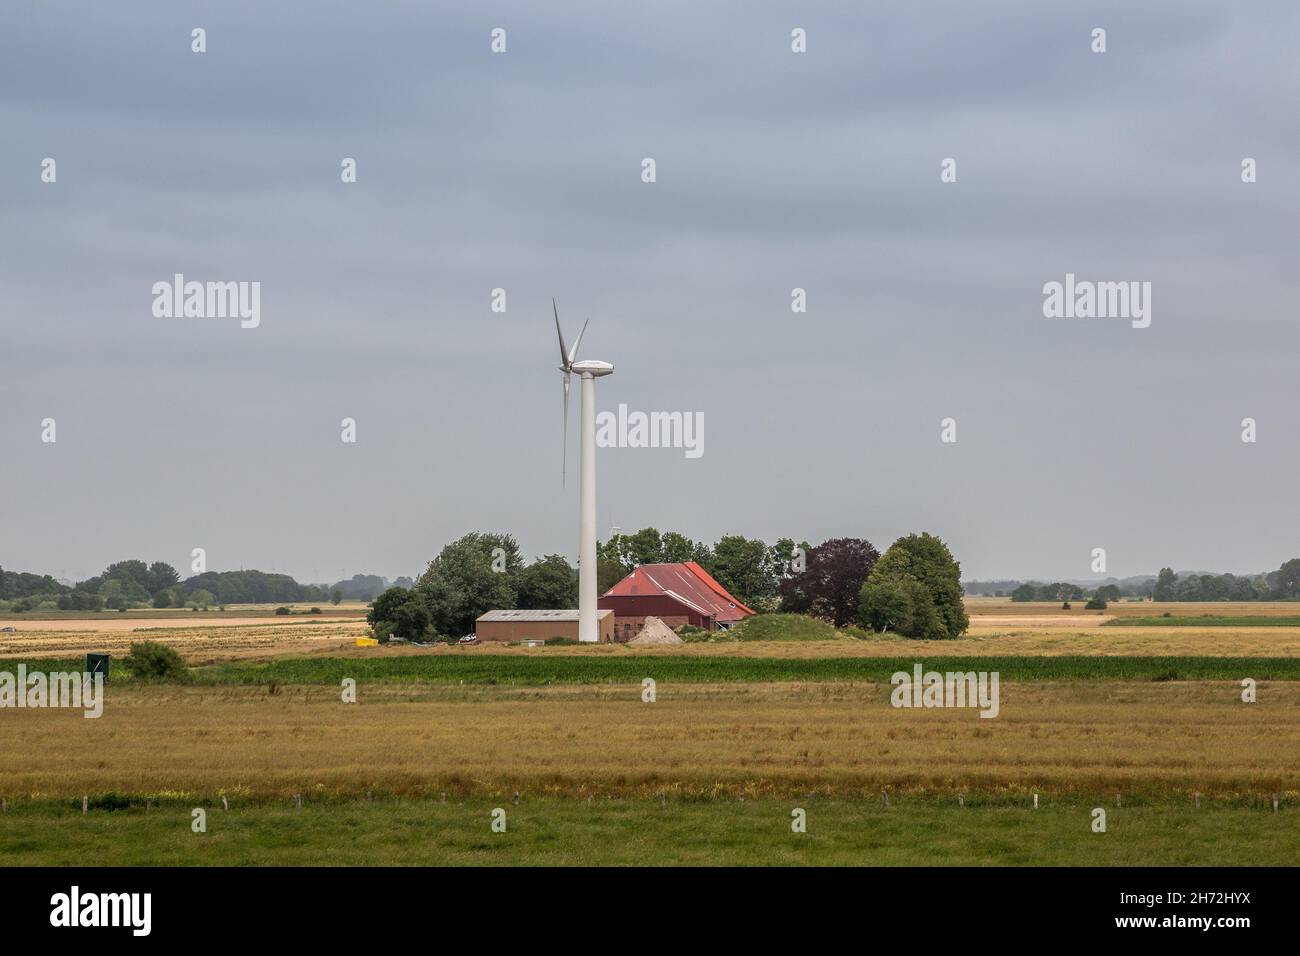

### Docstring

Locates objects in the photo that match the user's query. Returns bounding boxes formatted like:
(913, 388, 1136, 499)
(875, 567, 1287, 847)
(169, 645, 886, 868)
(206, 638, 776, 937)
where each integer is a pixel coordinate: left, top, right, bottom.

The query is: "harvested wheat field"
(1, 681, 1296, 802)
(0, 622, 367, 662)
(5, 600, 1300, 663)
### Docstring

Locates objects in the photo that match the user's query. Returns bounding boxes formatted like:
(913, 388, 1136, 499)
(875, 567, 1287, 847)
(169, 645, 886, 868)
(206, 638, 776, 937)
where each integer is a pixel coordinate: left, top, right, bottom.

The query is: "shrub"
(1085, 597, 1107, 610)
(676, 625, 712, 643)
(122, 641, 189, 681)
(309, 607, 322, 614)
(275, 606, 291, 616)
(544, 636, 576, 646)
(730, 613, 840, 642)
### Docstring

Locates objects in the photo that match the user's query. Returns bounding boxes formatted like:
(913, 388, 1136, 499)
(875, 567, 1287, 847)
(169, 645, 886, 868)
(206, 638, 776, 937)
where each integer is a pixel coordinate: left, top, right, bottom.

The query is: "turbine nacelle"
(571, 359, 614, 377)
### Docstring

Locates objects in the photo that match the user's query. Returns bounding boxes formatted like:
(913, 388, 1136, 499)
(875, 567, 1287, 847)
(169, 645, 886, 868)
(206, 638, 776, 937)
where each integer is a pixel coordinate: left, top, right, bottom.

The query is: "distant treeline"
(0, 561, 408, 612)
(968, 559, 1300, 603)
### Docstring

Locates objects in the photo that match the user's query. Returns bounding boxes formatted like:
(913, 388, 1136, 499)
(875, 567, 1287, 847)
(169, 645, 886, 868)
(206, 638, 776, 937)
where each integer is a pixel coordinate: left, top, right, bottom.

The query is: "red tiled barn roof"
(600, 561, 755, 623)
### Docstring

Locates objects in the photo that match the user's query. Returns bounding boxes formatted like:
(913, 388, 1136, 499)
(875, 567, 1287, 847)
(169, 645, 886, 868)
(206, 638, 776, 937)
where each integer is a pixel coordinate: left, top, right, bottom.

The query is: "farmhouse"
(599, 561, 754, 641)
(475, 608, 614, 643)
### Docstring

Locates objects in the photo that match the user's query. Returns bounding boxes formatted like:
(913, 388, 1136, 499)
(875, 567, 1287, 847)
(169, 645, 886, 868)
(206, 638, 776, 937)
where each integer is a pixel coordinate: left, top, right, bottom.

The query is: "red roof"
(601, 561, 755, 623)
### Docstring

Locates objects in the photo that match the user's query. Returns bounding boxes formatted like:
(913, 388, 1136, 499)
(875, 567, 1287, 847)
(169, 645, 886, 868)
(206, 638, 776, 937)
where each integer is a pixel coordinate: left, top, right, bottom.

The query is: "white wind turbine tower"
(554, 300, 613, 643)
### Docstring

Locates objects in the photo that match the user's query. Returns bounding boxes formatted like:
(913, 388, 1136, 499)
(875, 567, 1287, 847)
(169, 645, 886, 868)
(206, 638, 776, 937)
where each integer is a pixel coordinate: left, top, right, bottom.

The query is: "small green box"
(86, 653, 110, 680)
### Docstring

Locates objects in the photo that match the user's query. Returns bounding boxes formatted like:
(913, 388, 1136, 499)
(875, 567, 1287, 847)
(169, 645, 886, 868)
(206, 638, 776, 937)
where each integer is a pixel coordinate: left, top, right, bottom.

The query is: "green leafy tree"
(147, 562, 180, 593)
(1010, 583, 1037, 602)
(597, 557, 628, 594)
(1153, 567, 1177, 602)
(710, 534, 779, 606)
(390, 597, 431, 641)
(660, 532, 698, 564)
(863, 532, 968, 638)
(859, 570, 945, 638)
(369, 587, 412, 627)
(1274, 558, 1300, 600)
(368, 587, 432, 642)
(516, 554, 578, 609)
(416, 532, 522, 636)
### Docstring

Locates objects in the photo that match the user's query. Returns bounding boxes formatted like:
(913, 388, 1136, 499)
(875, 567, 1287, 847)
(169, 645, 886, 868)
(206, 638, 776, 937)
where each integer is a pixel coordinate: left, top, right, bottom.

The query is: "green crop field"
(5, 654, 1300, 684)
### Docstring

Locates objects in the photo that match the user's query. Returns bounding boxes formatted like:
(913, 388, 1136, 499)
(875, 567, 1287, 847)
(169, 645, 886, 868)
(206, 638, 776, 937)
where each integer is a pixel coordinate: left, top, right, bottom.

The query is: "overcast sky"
(3, 1, 1298, 585)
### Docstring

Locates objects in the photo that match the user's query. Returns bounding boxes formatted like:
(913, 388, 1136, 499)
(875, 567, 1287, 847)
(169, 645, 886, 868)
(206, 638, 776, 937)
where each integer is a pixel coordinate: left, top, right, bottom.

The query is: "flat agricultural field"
(3, 599, 1297, 866)
(4, 599, 1299, 662)
(1, 681, 1295, 801)
(0, 621, 367, 663)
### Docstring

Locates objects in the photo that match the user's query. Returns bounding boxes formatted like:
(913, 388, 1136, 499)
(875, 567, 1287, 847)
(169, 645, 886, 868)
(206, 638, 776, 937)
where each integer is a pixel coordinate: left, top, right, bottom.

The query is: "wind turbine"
(554, 299, 614, 643)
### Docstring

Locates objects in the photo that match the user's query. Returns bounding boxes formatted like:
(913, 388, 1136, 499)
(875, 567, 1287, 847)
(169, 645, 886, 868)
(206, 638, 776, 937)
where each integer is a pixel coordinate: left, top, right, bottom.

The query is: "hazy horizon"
(5, 2, 1299, 585)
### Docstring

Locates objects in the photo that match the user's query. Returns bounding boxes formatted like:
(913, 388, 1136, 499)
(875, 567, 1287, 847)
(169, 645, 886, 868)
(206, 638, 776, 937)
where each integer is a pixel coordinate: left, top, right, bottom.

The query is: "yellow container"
(355, 637, 379, 647)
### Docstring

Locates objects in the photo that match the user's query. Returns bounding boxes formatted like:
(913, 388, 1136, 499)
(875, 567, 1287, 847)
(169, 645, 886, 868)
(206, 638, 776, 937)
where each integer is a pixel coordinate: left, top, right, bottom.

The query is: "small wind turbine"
(554, 299, 613, 643)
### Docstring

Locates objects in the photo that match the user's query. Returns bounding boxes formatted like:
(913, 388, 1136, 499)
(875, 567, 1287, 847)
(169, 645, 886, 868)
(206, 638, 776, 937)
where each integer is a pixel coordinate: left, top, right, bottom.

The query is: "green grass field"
(0, 797, 1293, 866)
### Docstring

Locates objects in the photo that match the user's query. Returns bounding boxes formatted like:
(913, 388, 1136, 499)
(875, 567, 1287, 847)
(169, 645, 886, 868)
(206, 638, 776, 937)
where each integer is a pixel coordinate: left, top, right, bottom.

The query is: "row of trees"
(1011, 582, 1093, 603)
(1006, 559, 1300, 606)
(369, 533, 580, 641)
(1152, 562, 1300, 601)
(595, 529, 806, 610)
(367, 529, 970, 643)
(0, 560, 406, 613)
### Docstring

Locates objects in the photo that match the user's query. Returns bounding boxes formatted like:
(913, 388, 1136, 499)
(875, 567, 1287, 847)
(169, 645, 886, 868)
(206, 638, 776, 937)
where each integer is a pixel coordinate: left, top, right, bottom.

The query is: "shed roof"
(477, 609, 613, 623)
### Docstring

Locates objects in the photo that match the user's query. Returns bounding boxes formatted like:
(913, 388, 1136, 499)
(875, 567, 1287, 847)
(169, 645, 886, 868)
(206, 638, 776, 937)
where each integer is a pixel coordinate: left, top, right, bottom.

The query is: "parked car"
(457, 634, 480, 645)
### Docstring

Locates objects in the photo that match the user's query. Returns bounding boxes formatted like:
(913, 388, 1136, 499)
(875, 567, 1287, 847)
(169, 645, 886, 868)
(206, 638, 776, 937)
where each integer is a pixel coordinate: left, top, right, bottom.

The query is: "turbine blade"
(553, 299, 569, 368)
(568, 318, 589, 365)
(562, 371, 570, 486)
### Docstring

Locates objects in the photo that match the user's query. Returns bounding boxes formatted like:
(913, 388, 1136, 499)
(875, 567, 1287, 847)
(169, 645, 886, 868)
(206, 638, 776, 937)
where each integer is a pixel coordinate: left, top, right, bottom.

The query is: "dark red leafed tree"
(778, 537, 880, 626)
